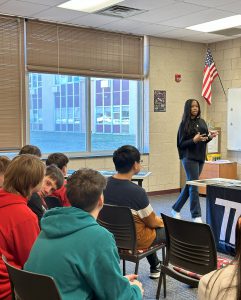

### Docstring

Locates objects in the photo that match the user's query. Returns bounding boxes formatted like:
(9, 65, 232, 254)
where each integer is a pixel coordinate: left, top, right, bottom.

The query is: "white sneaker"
(171, 209, 181, 219)
(192, 217, 203, 223)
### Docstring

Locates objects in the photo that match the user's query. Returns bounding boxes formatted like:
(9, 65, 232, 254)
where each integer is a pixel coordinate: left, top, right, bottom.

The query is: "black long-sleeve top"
(177, 117, 211, 162)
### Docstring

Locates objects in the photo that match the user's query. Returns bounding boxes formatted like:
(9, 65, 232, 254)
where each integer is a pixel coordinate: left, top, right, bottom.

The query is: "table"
(187, 178, 241, 256)
(67, 169, 151, 187)
(98, 170, 152, 187)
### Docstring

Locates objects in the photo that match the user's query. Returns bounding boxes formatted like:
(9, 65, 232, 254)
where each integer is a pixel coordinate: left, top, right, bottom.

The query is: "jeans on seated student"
(25, 169, 143, 300)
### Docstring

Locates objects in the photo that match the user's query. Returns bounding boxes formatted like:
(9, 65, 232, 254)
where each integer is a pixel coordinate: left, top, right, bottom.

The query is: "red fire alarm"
(175, 74, 181, 82)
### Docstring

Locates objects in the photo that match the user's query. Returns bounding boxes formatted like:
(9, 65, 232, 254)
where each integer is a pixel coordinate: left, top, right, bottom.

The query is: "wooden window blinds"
(0, 16, 25, 151)
(26, 20, 144, 80)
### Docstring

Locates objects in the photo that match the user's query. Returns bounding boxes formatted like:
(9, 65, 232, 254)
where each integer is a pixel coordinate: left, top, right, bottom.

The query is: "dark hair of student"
(19, 145, 42, 158)
(45, 164, 64, 190)
(113, 145, 141, 174)
(205, 216, 241, 300)
(182, 99, 201, 135)
(46, 153, 69, 170)
(3, 154, 45, 198)
(0, 156, 11, 174)
(66, 168, 106, 212)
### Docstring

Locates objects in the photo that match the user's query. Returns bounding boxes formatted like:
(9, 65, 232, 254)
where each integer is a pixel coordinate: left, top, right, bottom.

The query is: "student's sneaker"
(171, 209, 181, 219)
(149, 262, 161, 279)
(192, 217, 203, 223)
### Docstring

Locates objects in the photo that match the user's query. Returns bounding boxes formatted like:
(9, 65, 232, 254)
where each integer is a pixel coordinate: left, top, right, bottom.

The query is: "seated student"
(0, 156, 11, 188)
(0, 155, 45, 300)
(46, 152, 70, 206)
(25, 168, 143, 300)
(28, 165, 64, 225)
(103, 145, 165, 279)
(19, 144, 42, 157)
(198, 216, 241, 300)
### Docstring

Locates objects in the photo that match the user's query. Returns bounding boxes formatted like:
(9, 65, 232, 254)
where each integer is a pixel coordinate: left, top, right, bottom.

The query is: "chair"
(2, 255, 61, 300)
(97, 204, 166, 275)
(156, 213, 218, 299)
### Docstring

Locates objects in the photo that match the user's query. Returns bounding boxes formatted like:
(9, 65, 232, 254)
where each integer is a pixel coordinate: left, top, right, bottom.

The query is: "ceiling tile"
(127, 2, 207, 23)
(121, 0, 177, 10)
(0, 0, 49, 16)
(18, 0, 66, 6)
(180, 0, 237, 9)
(161, 8, 234, 27)
(32, 6, 87, 22)
(71, 14, 118, 27)
(218, 1, 241, 13)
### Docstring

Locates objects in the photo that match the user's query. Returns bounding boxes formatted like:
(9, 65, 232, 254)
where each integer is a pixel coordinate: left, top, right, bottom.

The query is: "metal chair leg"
(163, 273, 167, 298)
(156, 273, 162, 299)
(122, 260, 126, 275)
(134, 261, 139, 274)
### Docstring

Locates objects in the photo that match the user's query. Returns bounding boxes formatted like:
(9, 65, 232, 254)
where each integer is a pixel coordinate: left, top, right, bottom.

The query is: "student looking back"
(46, 152, 70, 206)
(25, 168, 143, 300)
(103, 145, 165, 279)
(0, 155, 45, 300)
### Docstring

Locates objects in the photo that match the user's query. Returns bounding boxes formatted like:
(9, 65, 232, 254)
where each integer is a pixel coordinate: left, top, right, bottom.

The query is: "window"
(29, 74, 143, 154)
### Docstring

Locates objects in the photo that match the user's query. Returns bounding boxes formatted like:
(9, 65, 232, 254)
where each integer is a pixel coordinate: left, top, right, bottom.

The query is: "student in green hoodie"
(24, 168, 143, 300)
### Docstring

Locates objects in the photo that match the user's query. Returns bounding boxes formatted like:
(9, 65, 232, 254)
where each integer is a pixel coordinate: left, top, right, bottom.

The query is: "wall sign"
(154, 90, 166, 112)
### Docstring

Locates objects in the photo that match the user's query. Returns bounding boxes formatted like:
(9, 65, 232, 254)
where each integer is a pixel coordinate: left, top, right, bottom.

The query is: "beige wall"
(69, 37, 207, 192)
(209, 39, 241, 179)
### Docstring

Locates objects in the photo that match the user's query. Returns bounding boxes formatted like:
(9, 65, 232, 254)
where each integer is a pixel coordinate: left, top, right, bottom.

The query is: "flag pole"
(217, 72, 227, 98)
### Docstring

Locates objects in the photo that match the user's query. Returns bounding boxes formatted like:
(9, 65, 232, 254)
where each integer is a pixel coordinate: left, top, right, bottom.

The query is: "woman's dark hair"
(113, 145, 140, 174)
(182, 99, 201, 134)
(205, 216, 241, 299)
(19, 145, 42, 157)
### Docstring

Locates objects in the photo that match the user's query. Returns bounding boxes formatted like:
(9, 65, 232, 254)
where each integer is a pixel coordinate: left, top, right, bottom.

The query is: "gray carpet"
(123, 193, 231, 300)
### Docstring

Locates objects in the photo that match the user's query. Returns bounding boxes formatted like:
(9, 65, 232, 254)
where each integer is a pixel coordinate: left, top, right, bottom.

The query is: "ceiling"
(1, 0, 241, 43)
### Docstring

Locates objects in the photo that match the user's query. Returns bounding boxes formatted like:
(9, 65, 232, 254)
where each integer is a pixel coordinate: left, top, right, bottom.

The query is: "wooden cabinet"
(199, 161, 237, 195)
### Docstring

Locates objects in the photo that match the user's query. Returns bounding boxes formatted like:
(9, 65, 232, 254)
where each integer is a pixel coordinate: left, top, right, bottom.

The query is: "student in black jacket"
(171, 99, 218, 223)
(28, 164, 64, 226)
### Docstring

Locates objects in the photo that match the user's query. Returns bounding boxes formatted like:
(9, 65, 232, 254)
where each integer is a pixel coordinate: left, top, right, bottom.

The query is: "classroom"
(1, 0, 241, 299)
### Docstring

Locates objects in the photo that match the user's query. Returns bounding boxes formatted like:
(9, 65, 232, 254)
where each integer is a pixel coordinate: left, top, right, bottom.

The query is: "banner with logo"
(206, 185, 241, 256)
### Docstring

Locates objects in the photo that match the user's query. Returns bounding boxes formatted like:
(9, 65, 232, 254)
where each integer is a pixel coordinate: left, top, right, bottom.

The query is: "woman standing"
(0, 154, 45, 300)
(171, 99, 217, 223)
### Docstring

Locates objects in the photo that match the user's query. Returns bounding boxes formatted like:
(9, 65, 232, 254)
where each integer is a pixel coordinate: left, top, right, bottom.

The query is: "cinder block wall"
(210, 40, 241, 179)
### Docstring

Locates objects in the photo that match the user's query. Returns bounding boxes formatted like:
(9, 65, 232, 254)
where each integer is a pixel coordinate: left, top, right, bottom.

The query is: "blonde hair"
(3, 154, 45, 198)
(0, 156, 10, 174)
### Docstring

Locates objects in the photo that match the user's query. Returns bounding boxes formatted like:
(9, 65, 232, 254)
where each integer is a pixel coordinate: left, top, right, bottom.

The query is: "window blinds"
(26, 20, 144, 80)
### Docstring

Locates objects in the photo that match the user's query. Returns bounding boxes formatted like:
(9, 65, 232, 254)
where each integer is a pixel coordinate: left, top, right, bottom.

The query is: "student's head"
(46, 153, 69, 176)
(3, 154, 45, 198)
(182, 99, 201, 121)
(113, 145, 141, 174)
(0, 156, 11, 188)
(19, 145, 42, 158)
(66, 168, 106, 213)
(39, 165, 64, 198)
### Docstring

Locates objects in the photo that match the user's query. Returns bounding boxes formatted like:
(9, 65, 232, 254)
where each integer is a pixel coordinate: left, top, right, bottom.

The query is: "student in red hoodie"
(46, 152, 70, 206)
(0, 154, 45, 300)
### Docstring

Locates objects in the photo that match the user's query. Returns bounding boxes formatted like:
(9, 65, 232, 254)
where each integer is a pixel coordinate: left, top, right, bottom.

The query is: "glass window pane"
(29, 73, 87, 153)
(91, 78, 138, 151)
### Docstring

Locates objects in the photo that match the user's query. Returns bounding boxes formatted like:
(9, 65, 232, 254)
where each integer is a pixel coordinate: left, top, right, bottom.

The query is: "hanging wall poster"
(154, 90, 166, 112)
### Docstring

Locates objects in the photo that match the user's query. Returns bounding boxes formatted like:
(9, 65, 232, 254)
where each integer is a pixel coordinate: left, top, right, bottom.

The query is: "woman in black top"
(172, 99, 218, 222)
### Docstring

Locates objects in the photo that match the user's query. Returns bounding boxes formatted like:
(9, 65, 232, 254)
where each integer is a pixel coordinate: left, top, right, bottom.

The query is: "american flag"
(202, 48, 218, 105)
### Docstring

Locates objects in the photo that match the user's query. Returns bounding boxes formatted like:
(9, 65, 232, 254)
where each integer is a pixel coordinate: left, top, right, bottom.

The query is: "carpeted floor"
(123, 193, 231, 300)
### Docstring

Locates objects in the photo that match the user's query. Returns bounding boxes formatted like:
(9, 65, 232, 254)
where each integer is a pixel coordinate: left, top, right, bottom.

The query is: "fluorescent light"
(58, 0, 124, 13)
(187, 15, 241, 32)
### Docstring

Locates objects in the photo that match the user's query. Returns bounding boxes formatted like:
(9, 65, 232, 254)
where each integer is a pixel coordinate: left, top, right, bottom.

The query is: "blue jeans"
(172, 158, 204, 218)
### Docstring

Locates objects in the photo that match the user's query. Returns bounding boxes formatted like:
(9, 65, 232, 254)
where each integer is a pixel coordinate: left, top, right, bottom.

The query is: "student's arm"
(177, 122, 195, 149)
(88, 232, 143, 300)
(141, 210, 164, 228)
